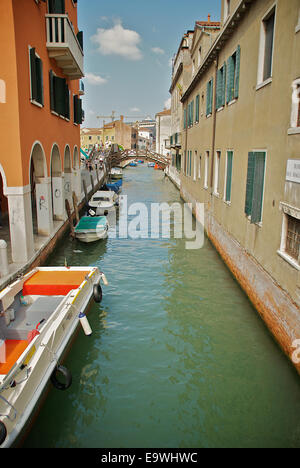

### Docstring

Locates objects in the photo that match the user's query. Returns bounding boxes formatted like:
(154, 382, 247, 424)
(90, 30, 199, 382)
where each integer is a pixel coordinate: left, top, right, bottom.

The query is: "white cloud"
(85, 73, 107, 85)
(91, 20, 143, 61)
(151, 47, 164, 55)
(164, 97, 171, 109)
(130, 107, 140, 112)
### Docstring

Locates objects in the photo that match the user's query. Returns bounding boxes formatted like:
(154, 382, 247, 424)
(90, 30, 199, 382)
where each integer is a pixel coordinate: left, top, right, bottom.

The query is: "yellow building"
(170, 0, 300, 371)
(81, 116, 132, 151)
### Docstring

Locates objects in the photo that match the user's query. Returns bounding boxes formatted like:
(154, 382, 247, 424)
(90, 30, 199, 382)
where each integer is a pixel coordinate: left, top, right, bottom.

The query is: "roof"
(155, 109, 171, 117)
(81, 128, 102, 135)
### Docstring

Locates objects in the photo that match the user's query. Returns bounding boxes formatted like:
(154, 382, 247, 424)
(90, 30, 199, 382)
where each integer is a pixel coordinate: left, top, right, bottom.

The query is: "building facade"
(172, 0, 300, 370)
(155, 109, 171, 156)
(0, 0, 84, 264)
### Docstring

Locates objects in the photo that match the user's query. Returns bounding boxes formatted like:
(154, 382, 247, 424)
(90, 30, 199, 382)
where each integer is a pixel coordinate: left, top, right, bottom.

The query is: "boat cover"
(75, 216, 107, 232)
(23, 270, 91, 296)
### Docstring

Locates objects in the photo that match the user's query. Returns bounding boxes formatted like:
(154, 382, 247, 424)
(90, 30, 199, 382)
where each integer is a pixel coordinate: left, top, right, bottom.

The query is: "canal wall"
(174, 182, 300, 374)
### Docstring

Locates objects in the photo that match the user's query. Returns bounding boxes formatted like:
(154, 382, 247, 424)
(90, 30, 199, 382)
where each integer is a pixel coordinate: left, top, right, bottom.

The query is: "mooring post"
(65, 199, 75, 239)
(72, 191, 79, 224)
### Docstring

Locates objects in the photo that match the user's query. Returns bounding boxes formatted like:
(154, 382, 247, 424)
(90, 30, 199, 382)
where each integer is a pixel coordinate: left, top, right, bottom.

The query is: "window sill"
(295, 23, 300, 34)
(256, 77, 272, 91)
(206, 113, 212, 119)
(246, 214, 262, 227)
(288, 127, 300, 135)
(213, 192, 220, 198)
(277, 250, 300, 271)
(227, 99, 237, 107)
(204, 185, 209, 190)
(30, 99, 43, 108)
(223, 200, 231, 206)
(217, 106, 224, 112)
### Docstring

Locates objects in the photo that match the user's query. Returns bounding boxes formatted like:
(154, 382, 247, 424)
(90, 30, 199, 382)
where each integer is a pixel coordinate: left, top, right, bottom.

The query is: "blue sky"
(78, 0, 221, 128)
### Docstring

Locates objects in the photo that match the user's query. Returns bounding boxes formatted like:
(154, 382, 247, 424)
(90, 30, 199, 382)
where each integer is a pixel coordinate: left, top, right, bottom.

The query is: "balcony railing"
(46, 14, 84, 80)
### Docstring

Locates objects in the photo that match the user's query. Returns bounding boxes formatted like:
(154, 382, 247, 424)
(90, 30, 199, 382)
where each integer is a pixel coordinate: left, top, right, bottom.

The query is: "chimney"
(208, 14, 211, 22)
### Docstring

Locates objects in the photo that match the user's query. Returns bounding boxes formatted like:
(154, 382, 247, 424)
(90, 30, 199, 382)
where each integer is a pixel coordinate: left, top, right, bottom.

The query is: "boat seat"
(3, 296, 63, 341)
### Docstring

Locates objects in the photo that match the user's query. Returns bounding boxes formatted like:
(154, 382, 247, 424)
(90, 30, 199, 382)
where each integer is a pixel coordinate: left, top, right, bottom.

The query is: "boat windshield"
(93, 197, 111, 202)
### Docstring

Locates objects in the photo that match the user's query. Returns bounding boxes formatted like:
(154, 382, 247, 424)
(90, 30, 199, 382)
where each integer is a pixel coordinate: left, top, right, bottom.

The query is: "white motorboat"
(89, 190, 119, 216)
(0, 266, 108, 448)
(74, 216, 109, 243)
(109, 167, 123, 180)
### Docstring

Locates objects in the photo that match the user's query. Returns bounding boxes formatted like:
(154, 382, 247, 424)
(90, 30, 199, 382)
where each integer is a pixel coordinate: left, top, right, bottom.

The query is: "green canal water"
(23, 165, 300, 448)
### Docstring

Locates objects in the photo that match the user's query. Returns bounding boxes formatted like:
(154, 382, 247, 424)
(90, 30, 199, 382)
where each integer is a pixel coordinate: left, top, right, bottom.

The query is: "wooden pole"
(82, 179, 88, 204)
(65, 199, 75, 239)
(72, 191, 79, 224)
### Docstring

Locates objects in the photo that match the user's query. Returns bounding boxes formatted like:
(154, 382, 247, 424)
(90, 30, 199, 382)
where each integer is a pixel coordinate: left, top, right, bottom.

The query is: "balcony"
(164, 138, 171, 150)
(46, 14, 84, 80)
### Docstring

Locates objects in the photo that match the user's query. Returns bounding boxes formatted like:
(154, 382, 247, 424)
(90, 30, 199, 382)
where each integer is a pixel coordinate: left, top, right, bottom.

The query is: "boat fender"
(50, 365, 72, 391)
(0, 421, 7, 446)
(93, 283, 102, 303)
(79, 312, 92, 336)
(101, 273, 109, 286)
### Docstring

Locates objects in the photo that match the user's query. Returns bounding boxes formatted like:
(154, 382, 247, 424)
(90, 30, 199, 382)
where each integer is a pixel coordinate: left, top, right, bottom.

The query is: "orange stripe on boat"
(0, 340, 28, 375)
(23, 270, 90, 296)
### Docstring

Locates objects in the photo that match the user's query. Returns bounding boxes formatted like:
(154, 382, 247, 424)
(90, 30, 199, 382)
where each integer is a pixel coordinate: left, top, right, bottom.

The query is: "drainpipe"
(210, 53, 219, 191)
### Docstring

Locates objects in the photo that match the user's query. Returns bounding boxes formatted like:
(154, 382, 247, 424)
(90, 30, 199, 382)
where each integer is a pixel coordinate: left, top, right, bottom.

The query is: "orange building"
(0, 0, 84, 263)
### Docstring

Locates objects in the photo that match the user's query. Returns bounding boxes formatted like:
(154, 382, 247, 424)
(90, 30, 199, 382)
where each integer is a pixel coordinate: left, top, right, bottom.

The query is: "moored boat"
(148, 162, 155, 167)
(0, 266, 108, 448)
(129, 161, 137, 167)
(89, 190, 119, 216)
(74, 216, 109, 243)
(109, 167, 123, 180)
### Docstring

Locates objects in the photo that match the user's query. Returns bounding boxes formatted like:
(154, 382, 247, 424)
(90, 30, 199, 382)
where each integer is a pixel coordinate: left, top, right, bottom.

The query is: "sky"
(78, 0, 221, 128)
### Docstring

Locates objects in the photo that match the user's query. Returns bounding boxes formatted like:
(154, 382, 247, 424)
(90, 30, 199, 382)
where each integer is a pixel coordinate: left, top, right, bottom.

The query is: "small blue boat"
(106, 180, 122, 194)
(129, 161, 137, 167)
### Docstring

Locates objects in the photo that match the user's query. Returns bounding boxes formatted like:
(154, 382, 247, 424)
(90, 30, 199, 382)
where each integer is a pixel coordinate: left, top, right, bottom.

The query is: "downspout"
(210, 53, 219, 191)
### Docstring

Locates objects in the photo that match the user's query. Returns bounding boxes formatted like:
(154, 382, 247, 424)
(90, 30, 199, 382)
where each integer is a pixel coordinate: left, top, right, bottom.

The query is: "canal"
(23, 165, 300, 448)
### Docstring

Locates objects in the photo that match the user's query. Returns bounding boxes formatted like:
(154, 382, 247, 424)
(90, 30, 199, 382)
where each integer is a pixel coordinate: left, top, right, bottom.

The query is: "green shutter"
(49, 70, 55, 111)
(222, 62, 226, 107)
(54, 76, 66, 116)
(227, 56, 234, 103)
(184, 108, 187, 129)
(30, 48, 38, 101)
(191, 100, 194, 125)
(49, 0, 65, 13)
(234, 45, 241, 99)
(251, 152, 266, 224)
(64, 82, 70, 119)
(206, 81, 210, 115)
(226, 151, 233, 201)
(36, 57, 44, 106)
(195, 95, 199, 122)
(216, 69, 222, 109)
(245, 152, 255, 216)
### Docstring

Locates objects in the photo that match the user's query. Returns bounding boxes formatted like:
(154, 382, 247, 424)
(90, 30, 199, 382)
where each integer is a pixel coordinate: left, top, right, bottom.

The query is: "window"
(29, 48, 44, 106)
(192, 59, 195, 77)
(49, 70, 70, 118)
(198, 47, 202, 67)
(184, 108, 187, 129)
(194, 151, 197, 181)
(225, 151, 233, 202)
(285, 215, 300, 262)
(204, 152, 209, 188)
(198, 154, 201, 179)
(48, 0, 65, 13)
(290, 79, 300, 129)
(245, 151, 266, 224)
(73, 94, 83, 124)
(186, 151, 192, 177)
(206, 78, 213, 116)
(195, 95, 200, 123)
(226, 46, 240, 103)
(257, 7, 276, 85)
(216, 63, 226, 109)
(214, 151, 221, 195)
